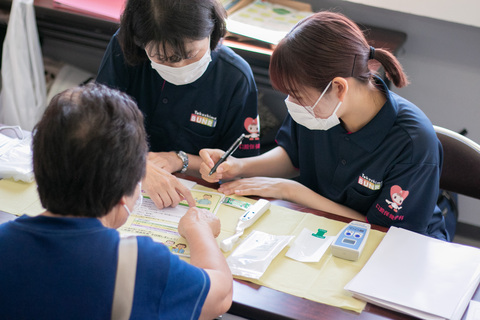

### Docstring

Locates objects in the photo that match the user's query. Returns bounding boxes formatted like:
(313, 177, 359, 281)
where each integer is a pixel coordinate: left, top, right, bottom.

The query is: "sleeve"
(365, 161, 442, 237)
(275, 115, 300, 168)
(96, 33, 130, 92)
(227, 70, 260, 158)
(133, 237, 211, 319)
(160, 253, 211, 320)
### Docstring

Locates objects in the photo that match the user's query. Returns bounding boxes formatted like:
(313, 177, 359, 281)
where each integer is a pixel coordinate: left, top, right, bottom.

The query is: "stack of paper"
(345, 227, 480, 320)
(226, 0, 313, 44)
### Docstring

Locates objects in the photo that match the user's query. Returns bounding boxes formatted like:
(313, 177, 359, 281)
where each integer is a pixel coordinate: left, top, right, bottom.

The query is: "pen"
(209, 133, 245, 176)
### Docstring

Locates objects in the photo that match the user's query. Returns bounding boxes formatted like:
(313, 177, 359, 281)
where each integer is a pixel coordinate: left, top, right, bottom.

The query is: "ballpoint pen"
(209, 133, 245, 176)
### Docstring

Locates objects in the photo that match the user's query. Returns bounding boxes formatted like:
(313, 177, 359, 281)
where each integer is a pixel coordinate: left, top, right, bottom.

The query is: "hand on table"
(217, 177, 297, 200)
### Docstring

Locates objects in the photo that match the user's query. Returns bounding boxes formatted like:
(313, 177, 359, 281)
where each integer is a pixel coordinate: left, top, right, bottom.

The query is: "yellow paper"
(242, 213, 385, 313)
(0, 179, 44, 216)
(192, 186, 386, 313)
(0, 178, 384, 313)
(118, 190, 225, 257)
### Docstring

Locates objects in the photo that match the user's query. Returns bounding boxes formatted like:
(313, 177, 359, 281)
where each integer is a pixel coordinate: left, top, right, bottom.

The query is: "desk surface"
(176, 174, 480, 320)
(0, 174, 478, 319)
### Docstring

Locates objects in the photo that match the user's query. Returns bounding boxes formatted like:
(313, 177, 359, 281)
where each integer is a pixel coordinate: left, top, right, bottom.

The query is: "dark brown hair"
(270, 11, 409, 102)
(118, 0, 227, 65)
(33, 83, 148, 218)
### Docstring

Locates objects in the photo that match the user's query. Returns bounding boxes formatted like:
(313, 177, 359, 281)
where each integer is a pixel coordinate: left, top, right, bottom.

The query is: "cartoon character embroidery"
(244, 117, 260, 140)
(385, 185, 409, 212)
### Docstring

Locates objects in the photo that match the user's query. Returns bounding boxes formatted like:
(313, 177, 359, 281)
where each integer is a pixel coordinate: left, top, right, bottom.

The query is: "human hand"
(148, 151, 183, 174)
(178, 207, 221, 239)
(143, 160, 196, 208)
(199, 148, 242, 183)
(217, 177, 295, 200)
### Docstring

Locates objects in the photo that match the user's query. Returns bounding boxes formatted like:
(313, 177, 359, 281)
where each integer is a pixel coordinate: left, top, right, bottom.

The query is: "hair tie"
(369, 46, 375, 60)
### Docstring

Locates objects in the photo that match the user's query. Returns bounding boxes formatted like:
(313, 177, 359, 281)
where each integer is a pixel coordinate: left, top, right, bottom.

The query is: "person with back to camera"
(96, 0, 260, 210)
(0, 83, 232, 319)
(199, 11, 449, 241)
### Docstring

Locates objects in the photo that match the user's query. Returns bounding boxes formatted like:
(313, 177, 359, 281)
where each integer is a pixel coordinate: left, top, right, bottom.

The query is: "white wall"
(306, 0, 480, 226)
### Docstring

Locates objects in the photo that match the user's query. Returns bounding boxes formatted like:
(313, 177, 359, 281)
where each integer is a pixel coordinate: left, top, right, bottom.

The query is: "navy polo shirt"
(0, 216, 210, 319)
(96, 33, 260, 156)
(276, 78, 448, 240)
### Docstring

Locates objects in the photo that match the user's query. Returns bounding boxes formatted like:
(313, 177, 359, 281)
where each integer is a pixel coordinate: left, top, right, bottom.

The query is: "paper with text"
(118, 189, 224, 257)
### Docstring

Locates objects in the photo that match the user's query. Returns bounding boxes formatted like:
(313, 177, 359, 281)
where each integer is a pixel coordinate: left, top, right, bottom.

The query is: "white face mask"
(150, 47, 212, 86)
(284, 81, 342, 131)
(123, 182, 143, 215)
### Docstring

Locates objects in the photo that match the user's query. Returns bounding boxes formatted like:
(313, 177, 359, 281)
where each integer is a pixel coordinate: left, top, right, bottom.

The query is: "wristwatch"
(176, 151, 189, 173)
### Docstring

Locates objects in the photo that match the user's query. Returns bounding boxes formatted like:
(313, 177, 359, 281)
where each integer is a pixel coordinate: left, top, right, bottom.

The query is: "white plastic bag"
(0, 126, 34, 182)
(226, 230, 293, 279)
(0, 0, 46, 131)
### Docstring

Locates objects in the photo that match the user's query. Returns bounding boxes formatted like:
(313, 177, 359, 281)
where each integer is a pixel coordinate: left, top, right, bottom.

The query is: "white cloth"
(0, 0, 46, 131)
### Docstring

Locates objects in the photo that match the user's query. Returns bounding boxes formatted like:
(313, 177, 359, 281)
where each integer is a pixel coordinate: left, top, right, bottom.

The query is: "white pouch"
(285, 228, 334, 263)
(0, 0, 47, 131)
(226, 230, 293, 279)
(0, 126, 34, 182)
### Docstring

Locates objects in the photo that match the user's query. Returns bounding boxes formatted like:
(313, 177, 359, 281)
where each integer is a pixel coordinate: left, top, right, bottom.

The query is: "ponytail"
(371, 47, 409, 88)
(270, 11, 410, 98)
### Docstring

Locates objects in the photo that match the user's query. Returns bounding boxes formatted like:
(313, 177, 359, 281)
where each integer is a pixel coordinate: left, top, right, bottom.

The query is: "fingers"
(217, 178, 276, 198)
(176, 183, 196, 207)
(199, 149, 227, 182)
(199, 149, 218, 168)
(144, 162, 194, 208)
(179, 207, 221, 238)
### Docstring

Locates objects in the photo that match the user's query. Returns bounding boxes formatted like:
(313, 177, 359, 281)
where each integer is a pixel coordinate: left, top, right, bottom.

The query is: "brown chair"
(434, 125, 480, 200)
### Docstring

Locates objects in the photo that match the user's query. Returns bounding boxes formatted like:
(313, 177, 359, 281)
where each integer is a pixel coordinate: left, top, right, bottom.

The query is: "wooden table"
(176, 174, 479, 320)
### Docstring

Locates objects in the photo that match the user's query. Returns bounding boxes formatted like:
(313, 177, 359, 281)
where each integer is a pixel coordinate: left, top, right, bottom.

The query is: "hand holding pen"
(209, 133, 245, 176)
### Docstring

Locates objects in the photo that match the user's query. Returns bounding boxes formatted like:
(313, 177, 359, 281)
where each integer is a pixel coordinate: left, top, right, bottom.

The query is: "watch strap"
(176, 151, 188, 173)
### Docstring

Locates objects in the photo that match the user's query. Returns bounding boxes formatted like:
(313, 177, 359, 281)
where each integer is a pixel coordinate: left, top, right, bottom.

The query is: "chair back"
(434, 125, 480, 200)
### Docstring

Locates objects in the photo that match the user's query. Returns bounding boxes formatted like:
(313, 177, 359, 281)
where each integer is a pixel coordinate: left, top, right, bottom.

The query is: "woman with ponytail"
(199, 12, 448, 240)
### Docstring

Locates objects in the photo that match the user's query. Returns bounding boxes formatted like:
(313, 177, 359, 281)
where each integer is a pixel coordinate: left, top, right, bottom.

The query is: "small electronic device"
(220, 199, 271, 252)
(330, 221, 370, 261)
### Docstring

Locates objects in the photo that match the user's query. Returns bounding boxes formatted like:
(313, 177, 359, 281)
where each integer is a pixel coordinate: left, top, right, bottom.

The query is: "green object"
(312, 229, 328, 239)
(222, 197, 252, 210)
(272, 8, 290, 15)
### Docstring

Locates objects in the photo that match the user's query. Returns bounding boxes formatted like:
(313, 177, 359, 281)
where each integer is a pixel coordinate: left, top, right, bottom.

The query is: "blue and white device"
(331, 221, 370, 261)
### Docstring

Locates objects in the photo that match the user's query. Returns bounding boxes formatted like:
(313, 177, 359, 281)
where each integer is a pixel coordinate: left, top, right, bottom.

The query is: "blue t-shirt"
(96, 33, 260, 156)
(0, 215, 210, 319)
(276, 78, 448, 240)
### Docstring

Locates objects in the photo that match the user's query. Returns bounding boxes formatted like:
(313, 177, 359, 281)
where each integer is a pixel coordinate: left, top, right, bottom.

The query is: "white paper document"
(345, 227, 480, 320)
(466, 300, 480, 320)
